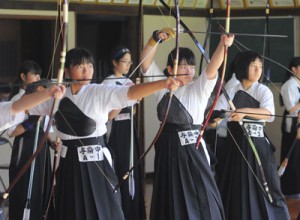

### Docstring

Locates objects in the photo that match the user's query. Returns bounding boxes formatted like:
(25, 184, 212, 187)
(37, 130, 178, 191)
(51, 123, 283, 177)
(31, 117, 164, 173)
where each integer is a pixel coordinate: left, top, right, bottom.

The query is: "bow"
(23, 117, 42, 220)
(199, 0, 214, 73)
(43, 1, 69, 217)
(159, 0, 210, 63)
(195, 0, 231, 149)
(128, 4, 143, 193)
(113, 0, 181, 192)
(261, 0, 271, 84)
(278, 135, 299, 176)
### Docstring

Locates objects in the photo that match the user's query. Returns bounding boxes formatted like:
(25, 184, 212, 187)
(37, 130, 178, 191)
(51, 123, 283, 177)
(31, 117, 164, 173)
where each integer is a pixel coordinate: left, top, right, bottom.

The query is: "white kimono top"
(29, 84, 136, 140)
(143, 62, 218, 125)
(0, 101, 25, 132)
(281, 76, 300, 116)
(215, 81, 275, 122)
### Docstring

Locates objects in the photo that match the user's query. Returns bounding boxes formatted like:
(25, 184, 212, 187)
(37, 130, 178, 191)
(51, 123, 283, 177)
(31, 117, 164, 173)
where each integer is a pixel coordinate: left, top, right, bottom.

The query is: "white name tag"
(114, 113, 130, 121)
(77, 145, 104, 162)
(178, 130, 200, 146)
(243, 123, 264, 138)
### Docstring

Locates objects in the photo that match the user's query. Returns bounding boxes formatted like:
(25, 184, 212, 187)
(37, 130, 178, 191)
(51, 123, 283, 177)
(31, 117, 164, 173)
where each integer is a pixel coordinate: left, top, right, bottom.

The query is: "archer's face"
(292, 65, 300, 77)
(67, 62, 94, 85)
(247, 58, 262, 83)
(168, 59, 195, 86)
(113, 53, 132, 76)
(23, 72, 41, 85)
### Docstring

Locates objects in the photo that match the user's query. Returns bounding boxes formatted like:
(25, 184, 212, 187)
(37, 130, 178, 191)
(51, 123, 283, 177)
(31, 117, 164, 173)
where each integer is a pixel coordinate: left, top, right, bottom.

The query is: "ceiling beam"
(0, 1, 299, 17)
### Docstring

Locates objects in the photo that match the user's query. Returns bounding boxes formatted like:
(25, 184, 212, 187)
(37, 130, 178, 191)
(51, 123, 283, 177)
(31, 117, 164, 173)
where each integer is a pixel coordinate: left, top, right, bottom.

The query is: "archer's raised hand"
(221, 34, 235, 47)
(149, 27, 176, 46)
(156, 27, 176, 41)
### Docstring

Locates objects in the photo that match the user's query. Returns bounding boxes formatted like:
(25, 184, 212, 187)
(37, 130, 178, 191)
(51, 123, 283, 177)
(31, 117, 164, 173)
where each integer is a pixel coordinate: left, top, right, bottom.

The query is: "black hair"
(9, 60, 42, 100)
(167, 47, 195, 67)
(110, 45, 131, 62)
(235, 50, 262, 82)
(103, 45, 131, 79)
(282, 57, 300, 84)
(279, 57, 300, 106)
(163, 47, 195, 77)
(65, 48, 94, 69)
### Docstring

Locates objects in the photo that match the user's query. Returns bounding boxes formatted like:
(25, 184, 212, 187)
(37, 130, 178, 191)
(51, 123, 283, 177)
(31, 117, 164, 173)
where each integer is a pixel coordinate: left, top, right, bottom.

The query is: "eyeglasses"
(178, 64, 195, 71)
(119, 60, 133, 65)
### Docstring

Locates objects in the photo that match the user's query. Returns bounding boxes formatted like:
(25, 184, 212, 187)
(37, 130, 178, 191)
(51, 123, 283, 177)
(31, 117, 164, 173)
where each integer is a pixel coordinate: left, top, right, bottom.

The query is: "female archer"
(28, 47, 180, 219)
(211, 50, 289, 220)
(102, 45, 146, 220)
(140, 27, 234, 220)
(280, 56, 300, 198)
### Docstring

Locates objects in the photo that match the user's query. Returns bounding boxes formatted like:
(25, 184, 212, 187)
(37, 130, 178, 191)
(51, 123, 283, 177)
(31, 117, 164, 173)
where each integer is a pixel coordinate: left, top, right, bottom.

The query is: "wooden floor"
(1, 183, 299, 219)
(145, 182, 300, 220)
(287, 197, 300, 220)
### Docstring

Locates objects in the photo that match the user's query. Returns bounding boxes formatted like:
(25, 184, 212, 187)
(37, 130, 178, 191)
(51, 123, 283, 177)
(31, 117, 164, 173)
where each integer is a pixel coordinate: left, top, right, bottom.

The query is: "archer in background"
(204, 52, 241, 173)
(0, 85, 65, 132)
(8, 60, 41, 101)
(8, 79, 55, 220)
(7, 61, 43, 220)
(140, 27, 234, 220)
(279, 56, 300, 198)
(102, 45, 146, 220)
(210, 50, 289, 220)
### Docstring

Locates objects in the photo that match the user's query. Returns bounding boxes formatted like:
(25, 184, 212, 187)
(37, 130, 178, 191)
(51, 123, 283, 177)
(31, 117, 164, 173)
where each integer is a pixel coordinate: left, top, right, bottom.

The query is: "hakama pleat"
(108, 107, 146, 220)
(216, 122, 289, 220)
(54, 143, 124, 220)
(280, 131, 300, 195)
(150, 125, 224, 220)
(9, 128, 52, 220)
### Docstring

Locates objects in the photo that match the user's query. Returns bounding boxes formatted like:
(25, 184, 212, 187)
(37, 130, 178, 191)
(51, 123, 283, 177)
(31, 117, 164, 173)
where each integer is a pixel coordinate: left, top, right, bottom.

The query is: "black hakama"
(54, 97, 124, 220)
(215, 91, 289, 220)
(150, 94, 225, 220)
(280, 112, 300, 196)
(9, 116, 52, 220)
(108, 106, 146, 220)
